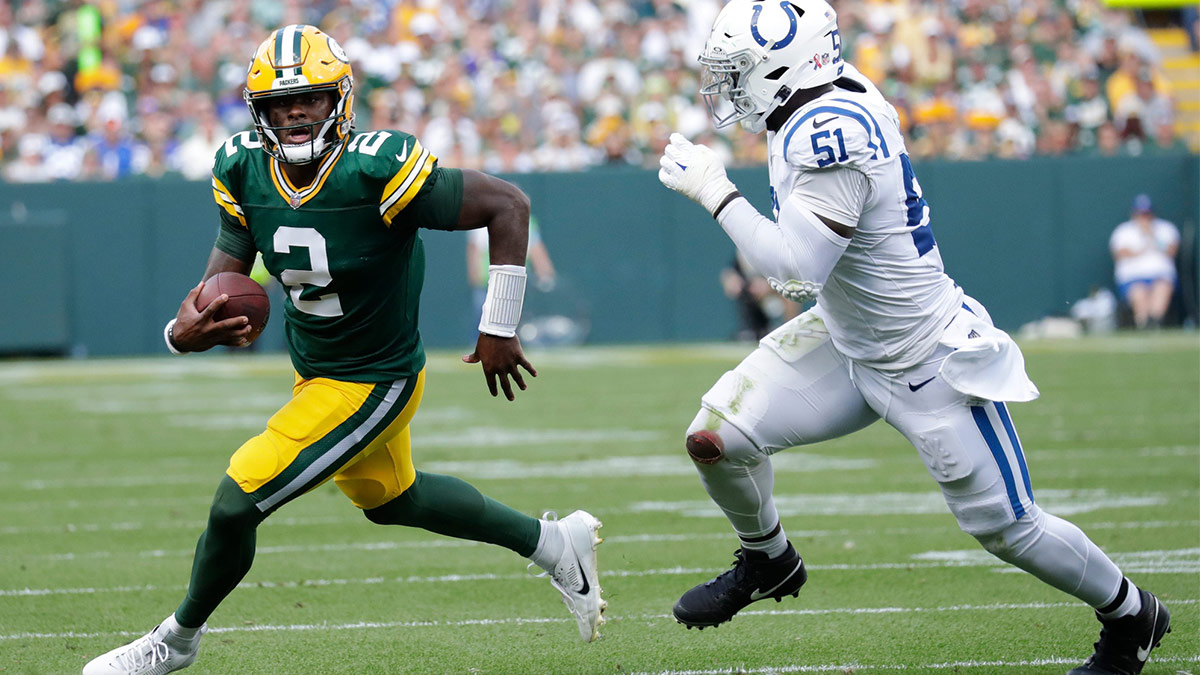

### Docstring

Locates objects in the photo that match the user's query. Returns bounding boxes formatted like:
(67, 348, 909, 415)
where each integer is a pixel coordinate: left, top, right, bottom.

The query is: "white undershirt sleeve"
(715, 171, 863, 303)
(791, 166, 871, 227)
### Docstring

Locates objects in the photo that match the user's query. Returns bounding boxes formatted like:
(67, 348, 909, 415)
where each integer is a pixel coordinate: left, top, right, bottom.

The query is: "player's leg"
(877, 354, 1170, 674)
(83, 374, 421, 674)
(337, 373, 604, 642)
(674, 311, 879, 628)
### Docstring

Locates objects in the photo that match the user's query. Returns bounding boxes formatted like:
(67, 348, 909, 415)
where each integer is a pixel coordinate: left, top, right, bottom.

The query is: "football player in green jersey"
(84, 25, 605, 675)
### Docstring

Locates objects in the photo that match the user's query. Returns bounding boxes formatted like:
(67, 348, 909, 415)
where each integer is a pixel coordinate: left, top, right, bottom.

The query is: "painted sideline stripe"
(5, 556, 1197, 598)
(5, 599, 1198, 642)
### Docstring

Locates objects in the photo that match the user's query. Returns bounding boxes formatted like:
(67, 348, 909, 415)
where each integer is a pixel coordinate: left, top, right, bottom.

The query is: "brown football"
(196, 272, 270, 344)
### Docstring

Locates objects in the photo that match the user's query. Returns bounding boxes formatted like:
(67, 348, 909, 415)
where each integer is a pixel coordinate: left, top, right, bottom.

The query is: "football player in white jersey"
(657, 2, 1169, 673)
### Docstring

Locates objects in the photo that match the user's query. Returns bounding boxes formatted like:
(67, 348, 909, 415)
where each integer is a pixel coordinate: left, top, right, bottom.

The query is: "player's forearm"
(715, 196, 850, 301)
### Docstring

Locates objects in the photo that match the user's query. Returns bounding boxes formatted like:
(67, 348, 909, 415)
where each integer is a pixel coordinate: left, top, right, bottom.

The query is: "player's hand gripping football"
(463, 334, 538, 401)
(658, 133, 738, 216)
(170, 281, 254, 352)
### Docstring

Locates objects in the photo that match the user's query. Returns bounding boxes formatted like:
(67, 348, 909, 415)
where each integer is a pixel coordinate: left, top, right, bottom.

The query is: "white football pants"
(688, 304, 1125, 608)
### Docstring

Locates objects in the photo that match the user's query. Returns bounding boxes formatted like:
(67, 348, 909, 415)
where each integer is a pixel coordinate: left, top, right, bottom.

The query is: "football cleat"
(673, 543, 806, 629)
(539, 510, 607, 642)
(1068, 590, 1171, 675)
(82, 616, 207, 674)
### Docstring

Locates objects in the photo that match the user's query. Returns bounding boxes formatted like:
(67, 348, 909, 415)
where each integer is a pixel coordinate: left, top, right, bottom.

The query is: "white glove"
(658, 133, 738, 216)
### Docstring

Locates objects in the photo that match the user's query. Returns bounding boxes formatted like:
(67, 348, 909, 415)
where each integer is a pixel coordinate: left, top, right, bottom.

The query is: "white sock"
(163, 613, 200, 639)
(528, 519, 564, 573)
(739, 526, 790, 559)
(1098, 578, 1143, 620)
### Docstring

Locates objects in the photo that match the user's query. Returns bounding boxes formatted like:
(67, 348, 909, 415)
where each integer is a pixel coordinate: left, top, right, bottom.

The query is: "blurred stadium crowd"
(0, 0, 1195, 183)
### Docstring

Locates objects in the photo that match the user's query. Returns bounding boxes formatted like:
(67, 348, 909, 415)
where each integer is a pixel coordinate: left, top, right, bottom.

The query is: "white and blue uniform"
(692, 64, 1128, 611)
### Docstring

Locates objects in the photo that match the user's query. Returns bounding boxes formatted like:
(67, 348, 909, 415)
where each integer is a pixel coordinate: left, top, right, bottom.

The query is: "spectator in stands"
(1110, 194, 1181, 329)
(0, 0, 1188, 180)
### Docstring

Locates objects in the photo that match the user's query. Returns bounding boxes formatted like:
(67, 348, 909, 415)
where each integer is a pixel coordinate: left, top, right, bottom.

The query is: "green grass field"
(1, 335, 1197, 674)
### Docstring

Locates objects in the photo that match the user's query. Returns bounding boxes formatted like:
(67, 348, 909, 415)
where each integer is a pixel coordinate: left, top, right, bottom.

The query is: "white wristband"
(478, 264, 527, 338)
(163, 319, 186, 355)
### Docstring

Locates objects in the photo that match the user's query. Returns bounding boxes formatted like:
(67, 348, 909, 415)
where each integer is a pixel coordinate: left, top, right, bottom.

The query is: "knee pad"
(685, 408, 761, 466)
(942, 481, 1018, 539)
(971, 505, 1044, 558)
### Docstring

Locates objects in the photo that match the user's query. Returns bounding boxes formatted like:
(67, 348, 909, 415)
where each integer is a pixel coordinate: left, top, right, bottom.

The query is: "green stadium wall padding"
(1, 153, 1196, 357)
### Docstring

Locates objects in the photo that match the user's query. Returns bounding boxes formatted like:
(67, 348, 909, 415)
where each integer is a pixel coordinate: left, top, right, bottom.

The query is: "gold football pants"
(227, 369, 425, 513)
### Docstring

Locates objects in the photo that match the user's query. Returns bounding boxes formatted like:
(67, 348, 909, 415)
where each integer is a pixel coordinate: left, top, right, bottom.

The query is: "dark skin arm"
(444, 169, 537, 401)
(169, 248, 255, 352)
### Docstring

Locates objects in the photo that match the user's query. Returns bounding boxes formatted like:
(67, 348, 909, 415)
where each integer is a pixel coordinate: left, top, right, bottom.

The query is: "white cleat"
(544, 510, 607, 642)
(82, 616, 206, 675)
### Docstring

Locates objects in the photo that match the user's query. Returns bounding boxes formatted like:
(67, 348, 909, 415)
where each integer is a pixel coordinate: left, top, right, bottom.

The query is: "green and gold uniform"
(207, 129, 463, 513)
(212, 129, 463, 382)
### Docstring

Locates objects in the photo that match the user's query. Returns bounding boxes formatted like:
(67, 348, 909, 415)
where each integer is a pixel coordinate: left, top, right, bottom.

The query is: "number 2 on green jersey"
(273, 227, 344, 317)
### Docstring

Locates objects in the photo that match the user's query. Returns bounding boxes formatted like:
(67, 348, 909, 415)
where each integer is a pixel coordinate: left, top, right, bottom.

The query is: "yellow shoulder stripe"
(380, 142, 435, 226)
(212, 176, 247, 228)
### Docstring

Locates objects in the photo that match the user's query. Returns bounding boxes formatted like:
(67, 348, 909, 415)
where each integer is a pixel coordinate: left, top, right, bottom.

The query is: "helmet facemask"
(699, 46, 774, 133)
(245, 78, 353, 165)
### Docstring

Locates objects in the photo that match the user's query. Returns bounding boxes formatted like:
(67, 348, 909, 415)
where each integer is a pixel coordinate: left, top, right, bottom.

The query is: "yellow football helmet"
(244, 24, 355, 164)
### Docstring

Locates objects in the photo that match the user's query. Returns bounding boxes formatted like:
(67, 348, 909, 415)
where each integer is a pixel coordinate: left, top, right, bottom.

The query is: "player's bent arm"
(452, 170, 532, 339)
(717, 194, 853, 304)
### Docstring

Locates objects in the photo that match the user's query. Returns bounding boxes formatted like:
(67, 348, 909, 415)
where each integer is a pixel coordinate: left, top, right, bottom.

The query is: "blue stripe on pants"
(971, 405, 1026, 518)
(994, 402, 1034, 501)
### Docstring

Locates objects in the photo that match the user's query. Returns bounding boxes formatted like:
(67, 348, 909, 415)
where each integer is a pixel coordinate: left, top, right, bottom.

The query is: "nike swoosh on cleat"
(908, 376, 935, 392)
(812, 116, 836, 129)
(572, 553, 590, 596)
(1137, 598, 1159, 661)
(748, 559, 803, 601)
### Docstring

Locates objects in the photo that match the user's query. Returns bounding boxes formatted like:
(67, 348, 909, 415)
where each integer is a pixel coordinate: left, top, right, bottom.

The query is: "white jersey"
(765, 64, 962, 369)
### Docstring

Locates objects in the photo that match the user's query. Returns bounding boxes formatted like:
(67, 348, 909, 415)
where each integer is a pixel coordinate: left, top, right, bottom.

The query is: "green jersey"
(211, 129, 463, 382)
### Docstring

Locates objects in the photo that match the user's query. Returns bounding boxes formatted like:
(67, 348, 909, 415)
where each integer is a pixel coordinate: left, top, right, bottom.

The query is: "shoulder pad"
(782, 100, 891, 170)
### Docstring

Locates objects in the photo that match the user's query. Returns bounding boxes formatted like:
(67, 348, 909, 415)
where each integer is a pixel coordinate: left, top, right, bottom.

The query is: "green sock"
(364, 471, 541, 556)
(175, 476, 266, 627)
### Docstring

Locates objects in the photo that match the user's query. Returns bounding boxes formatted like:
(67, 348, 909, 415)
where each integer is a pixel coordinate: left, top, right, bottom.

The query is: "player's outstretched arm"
(456, 170, 538, 401)
(169, 248, 255, 353)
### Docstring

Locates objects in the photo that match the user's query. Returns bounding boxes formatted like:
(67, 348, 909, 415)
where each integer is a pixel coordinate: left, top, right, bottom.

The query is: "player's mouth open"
(286, 128, 312, 143)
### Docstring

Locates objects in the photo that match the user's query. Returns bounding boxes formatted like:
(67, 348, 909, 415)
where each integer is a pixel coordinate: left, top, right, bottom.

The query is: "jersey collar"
(270, 141, 346, 210)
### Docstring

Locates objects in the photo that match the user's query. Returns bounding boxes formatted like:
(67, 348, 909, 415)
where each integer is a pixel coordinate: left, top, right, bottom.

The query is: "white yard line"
(2, 599, 1198, 642)
(3, 515, 1195, 538)
(634, 655, 1200, 674)
(5, 551, 1197, 597)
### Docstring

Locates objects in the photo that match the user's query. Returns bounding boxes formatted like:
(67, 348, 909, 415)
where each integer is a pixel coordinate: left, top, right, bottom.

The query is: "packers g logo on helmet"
(244, 25, 355, 164)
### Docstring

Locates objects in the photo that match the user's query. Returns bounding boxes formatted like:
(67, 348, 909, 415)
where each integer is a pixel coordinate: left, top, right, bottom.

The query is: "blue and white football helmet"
(699, 0, 843, 133)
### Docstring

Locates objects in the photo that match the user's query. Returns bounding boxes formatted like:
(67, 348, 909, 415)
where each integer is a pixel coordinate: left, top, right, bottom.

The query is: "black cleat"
(1068, 590, 1171, 675)
(673, 543, 807, 629)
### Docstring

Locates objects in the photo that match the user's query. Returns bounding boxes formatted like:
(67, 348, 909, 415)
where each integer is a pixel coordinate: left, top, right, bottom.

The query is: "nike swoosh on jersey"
(812, 116, 837, 129)
(396, 140, 409, 163)
(908, 376, 936, 392)
(748, 559, 803, 601)
(1136, 597, 1159, 661)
